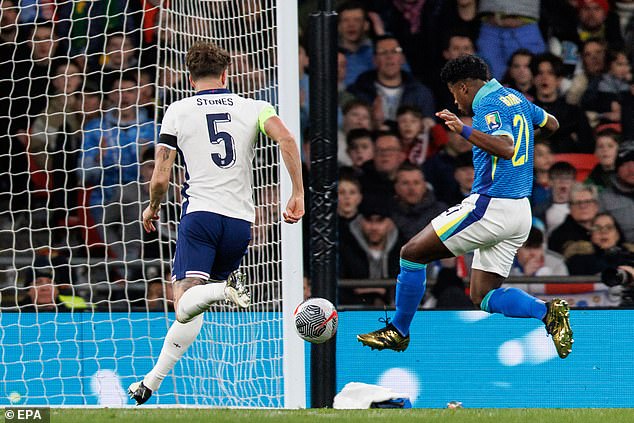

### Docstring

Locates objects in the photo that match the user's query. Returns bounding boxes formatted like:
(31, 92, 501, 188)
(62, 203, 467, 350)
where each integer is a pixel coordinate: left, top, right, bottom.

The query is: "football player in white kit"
(129, 42, 304, 405)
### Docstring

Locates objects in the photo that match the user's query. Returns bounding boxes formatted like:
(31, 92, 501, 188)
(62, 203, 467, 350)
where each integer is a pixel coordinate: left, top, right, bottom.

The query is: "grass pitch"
(42, 408, 634, 423)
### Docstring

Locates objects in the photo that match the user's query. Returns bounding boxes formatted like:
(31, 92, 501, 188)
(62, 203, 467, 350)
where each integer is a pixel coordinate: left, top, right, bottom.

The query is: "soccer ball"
(293, 297, 338, 344)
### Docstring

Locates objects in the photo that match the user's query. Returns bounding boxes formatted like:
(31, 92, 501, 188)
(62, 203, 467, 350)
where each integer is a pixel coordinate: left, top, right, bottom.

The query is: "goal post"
(276, 1, 307, 410)
(0, 0, 304, 408)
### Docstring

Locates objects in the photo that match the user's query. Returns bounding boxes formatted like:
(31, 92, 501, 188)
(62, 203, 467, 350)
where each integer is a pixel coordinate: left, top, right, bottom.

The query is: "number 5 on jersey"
(206, 113, 236, 168)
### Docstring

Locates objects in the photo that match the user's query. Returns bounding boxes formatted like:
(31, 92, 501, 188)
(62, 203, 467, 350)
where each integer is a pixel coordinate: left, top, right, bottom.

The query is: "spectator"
(423, 115, 474, 205)
(55, 0, 138, 58)
(94, 33, 139, 89)
(587, 127, 621, 189)
(337, 1, 375, 87)
(476, 0, 546, 80)
(391, 163, 447, 241)
(372, 0, 471, 84)
(599, 141, 634, 242)
(336, 48, 356, 128)
(531, 140, 555, 215)
(532, 53, 595, 153)
(511, 226, 569, 277)
(28, 60, 84, 246)
(565, 212, 634, 275)
(447, 151, 475, 206)
(541, 162, 577, 235)
(18, 254, 88, 312)
(576, 0, 625, 51)
(81, 83, 104, 127)
(339, 198, 403, 305)
(433, 30, 476, 112)
(614, 1, 634, 61)
(566, 38, 608, 106)
(396, 105, 447, 165)
(337, 100, 373, 166)
(581, 49, 632, 127)
(338, 171, 363, 245)
(359, 131, 406, 204)
(345, 128, 375, 173)
(79, 72, 156, 260)
(502, 48, 535, 101)
(549, 0, 624, 78)
(13, 22, 63, 134)
(120, 148, 174, 280)
(347, 34, 435, 125)
(549, 183, 600, 256)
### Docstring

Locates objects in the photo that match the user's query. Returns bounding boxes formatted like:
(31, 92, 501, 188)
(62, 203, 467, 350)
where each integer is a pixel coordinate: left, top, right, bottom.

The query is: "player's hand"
(283, 194, 304, 224)
(435, 109, 464, 133)
(142, 206, 160, 233)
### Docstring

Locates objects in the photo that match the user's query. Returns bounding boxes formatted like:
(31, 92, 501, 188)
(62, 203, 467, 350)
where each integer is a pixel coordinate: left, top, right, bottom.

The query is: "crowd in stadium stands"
(1, 0, 634, 311)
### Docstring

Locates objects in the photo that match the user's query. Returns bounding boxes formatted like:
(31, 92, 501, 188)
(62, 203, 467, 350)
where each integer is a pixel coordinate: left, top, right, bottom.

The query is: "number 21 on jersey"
(511, 114, 530, 167)
(206, 113, 236, 168)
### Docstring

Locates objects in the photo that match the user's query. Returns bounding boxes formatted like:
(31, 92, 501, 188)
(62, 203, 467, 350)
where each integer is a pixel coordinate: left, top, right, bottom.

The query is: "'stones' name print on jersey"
(196, 97, 234, 106)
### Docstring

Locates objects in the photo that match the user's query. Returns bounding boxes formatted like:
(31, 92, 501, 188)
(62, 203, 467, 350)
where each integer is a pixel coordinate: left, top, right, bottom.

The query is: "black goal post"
(307, 0, 338, 409)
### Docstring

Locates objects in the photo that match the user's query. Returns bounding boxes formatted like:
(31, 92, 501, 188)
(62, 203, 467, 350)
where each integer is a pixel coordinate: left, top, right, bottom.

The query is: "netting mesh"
(0, 0, 289, 406)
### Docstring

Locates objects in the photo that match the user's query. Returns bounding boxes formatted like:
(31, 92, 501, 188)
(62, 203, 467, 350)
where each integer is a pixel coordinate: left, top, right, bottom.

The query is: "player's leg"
(472, 197, 573, 358)
(207, 215, 252, 307)
(471, 266, 547, 319)
(171, 212, 250, 323)
(357, 199, 475, 351)
(129, 313, 205, 404)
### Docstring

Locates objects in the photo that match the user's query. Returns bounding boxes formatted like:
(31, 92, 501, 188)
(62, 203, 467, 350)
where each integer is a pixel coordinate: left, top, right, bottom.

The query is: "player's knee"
(470, 291, 485, 308)
(400, 241, 419, 262)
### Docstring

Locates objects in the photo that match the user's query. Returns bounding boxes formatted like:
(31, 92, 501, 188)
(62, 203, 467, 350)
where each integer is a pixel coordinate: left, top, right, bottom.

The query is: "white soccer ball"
(293, 297, 338, 344)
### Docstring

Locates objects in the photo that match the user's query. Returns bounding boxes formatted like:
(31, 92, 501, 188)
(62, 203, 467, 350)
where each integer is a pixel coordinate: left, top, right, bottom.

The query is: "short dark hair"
(440, 54, 489, 85)
(373, 34, 399, 52)
(396, 105, 422, 119)
(336, 1, 367, 18)
(531, 53, 564, 78)
(396, 162, 423, 176)
(523, 227, 544, 248)
(342, 99, 371, 115)
(346, 128, 373, 148)
(548, 161, 577, 178)
(186, 41, 231, 80)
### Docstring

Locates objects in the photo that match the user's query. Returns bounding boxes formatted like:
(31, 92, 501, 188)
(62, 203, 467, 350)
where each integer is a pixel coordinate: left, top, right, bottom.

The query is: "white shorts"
(431, 194, 532, 277)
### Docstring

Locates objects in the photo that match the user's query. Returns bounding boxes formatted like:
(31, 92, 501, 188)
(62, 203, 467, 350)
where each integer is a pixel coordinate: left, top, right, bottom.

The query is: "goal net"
(0, 0, 304, 407)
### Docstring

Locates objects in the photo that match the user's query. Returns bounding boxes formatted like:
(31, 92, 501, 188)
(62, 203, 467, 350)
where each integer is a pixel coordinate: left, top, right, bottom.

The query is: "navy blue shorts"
(171, 211, 251, 282)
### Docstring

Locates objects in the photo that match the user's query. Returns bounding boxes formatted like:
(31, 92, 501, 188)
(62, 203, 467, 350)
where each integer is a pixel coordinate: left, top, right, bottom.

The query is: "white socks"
(143, 313, 204, 392)
(176, 282, 226, 323)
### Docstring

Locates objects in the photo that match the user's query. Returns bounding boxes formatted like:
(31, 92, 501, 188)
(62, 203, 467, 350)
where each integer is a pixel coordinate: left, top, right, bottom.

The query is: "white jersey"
(158, 88, 276, 223)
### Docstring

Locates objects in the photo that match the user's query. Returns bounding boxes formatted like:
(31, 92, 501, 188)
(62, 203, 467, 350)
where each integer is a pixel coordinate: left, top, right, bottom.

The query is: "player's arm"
(436, 109, 515, 160)
(262, 115, 305, 224)
(143, 142, 177, 233)
(534, 113, 559, 140)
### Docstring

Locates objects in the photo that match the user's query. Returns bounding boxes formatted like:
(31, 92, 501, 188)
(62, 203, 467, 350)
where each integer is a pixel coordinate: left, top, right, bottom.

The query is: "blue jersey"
(471, 79, 548, 199)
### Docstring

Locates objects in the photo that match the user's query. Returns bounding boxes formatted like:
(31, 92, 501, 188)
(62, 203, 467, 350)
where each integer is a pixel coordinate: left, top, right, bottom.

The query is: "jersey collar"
(195, 88, 232, 95)
(472, 78, 503, 109)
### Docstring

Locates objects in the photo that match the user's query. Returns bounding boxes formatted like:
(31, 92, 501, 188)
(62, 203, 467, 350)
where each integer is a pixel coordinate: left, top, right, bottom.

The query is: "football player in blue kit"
(358, 54, 573, 359)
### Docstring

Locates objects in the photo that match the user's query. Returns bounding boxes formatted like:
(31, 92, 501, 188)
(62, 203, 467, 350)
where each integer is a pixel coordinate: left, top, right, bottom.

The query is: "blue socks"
(481, 287, 547, 320)
(391, 259, 427, 336)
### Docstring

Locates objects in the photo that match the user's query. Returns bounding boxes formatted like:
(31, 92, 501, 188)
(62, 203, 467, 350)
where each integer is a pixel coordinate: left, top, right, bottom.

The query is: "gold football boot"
(357, 323, 410, 352)
(544, 299, 574, 358)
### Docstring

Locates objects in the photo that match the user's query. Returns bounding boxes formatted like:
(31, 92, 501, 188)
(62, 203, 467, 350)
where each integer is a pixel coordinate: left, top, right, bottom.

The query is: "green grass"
(31, 408, 634, 423)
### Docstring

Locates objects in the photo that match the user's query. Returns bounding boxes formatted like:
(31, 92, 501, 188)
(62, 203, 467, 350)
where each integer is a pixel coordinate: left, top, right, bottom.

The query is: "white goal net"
(0, 0, 304, 407)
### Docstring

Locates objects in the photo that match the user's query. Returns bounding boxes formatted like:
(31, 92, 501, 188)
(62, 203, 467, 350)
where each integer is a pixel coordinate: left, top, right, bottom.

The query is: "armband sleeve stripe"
(257, 105, 278, 137)
(158, 133, 177, 150)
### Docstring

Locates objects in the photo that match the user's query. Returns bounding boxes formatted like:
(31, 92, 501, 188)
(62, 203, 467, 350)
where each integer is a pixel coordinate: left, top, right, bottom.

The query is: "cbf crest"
(485, 112, 501, 131)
